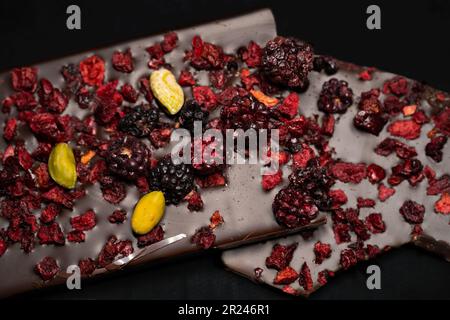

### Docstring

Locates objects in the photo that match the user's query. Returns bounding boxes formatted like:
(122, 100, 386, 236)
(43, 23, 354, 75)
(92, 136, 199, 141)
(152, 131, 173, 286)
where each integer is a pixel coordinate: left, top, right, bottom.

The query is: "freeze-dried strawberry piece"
(70, 209, 96, 231)
(340, 249, 357, 270)
(240, 41, 262, 68)
(67, 230, 86, 243)
(365, 213, 386, 233)
(120, 84, 138, 103)
(100, 176, 126, 204)
(191, 226, 215, 249)
(3, 118, 17, 141)
(276, 92, 299, 119)
(262, 170, 283, 191)
(383, 76, 408, 96)
(33, 163, 51, 190)
(137, 225, 164, 248)
(292, 144, 315, 169)
(282, 285, 299, 296)
(34, 257, 59, 281)
(425, 135, 447, 162)
(265, 243, 298, 271)
(78, 258, 96, 276)
(314, 241, 332, 264)
(108, 209, 127, 224)
(79, 55, 105, 87)
(185, 35, 225, 70)
(11, 67, 38, 92)
(388, 120, 421, 140)
(328, 189, 347, 209)
(434, 193, 450, 215)
(184, 190, 204, 212)
(37, 222, 65, 245)
(178, 69, 196, 87)
(209, 210, 224, 229)
(400, 200, 425, 224)
(333, 223, 351, 244)
(39, 204, 61, 224)
(432, 107, 450, 136)
(330, 162, 366, 184)
(193, 86, 217, 111)
(366, 163, 386, 184)
(427, 174, 450, 195)
(161, 31, 178, 52)
(195, 172, 226, 188)
(378, 183, 395, 202)
(273, 266, 299, 285)
(112, 49, 134, 73)
(42, 186, 73, 209)
(298, 262, 313, 291)
(317, 270, 334, 286)
(357, 197, 376, 208)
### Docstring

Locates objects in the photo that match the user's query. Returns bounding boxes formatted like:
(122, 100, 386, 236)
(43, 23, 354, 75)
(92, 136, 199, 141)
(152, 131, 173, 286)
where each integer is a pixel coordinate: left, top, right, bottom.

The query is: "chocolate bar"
(222, 59, 450, 296)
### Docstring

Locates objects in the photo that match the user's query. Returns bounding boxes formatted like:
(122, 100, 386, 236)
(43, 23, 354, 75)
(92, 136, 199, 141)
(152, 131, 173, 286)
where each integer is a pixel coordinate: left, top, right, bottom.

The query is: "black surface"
(2, 0, 450, 300)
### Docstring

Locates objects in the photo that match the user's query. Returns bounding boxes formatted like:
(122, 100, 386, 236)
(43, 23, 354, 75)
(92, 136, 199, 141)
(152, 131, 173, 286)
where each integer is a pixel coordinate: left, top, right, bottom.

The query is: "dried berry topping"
(312, 55, 338, 75)
(112, 49, 134, 73)
(79, 55, 105, 87)
(262, 36, 313, 88)
(11, 67, 38, 92)
(34, 256, 59, 281)
(108, 209, 127, 224)
(70, 209, 96, 231)
(314, 241, 332, 264)
(365, 213, 386, 233)
(149, 157, 194, 205)
(318, 78, 353, 114)
(178, 100, 209, 133)
(425, 135, 447, 162)
(388, 120, 422, 140)
(119, 105, 160, 137)
(265, 243, 298, 270)
(339, 249, 357, 270)
(399, 200, 425, 224)
(330, 162, 366, 184)
(191, 226, 215, 249)
(298, 262, 313, 291)
(435, 193, 450, 215)
(137, 225, 164, 248)
(274, 266, 299, 285)
(185, 35, 225, 70)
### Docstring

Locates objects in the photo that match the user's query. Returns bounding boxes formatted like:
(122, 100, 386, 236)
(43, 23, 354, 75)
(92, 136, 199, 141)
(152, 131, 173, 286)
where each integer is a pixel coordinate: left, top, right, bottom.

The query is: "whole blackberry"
(262, 36, 314, 89)
(220, 94, 272, 130)
(273, 187, 319, 228)
(318, 78, 354, 114)
(178, 100, 209, 133)
(149, 157, 194, 205)
(118, 105, 159, 137)
(106, 135, 150, 180)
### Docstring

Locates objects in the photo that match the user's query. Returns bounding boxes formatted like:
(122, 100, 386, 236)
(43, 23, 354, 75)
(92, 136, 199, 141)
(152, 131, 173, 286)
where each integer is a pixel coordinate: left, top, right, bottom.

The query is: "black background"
(2, 0, 450, 300)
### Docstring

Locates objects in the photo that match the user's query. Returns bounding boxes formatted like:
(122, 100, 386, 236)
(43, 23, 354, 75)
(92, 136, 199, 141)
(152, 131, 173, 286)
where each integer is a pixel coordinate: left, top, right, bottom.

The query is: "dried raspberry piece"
(276, 92, 299, 119)
(399, 200, 425, 224)
(195, 172, 226, 189)
(365, 213, 386, 233)
(317, 270, 334, 286)
(185, 35, 225, 70)
(292, 144, 315, 169)
(333, 223, 351, 244)
(388, 120, 421, 140)
(11, 67, 38, 92)
(161, 32, 178, 52)
(108, 209, 127, 224)
(191, 226, 215, 249)
(178, 70, 196, 87)
(340, 249, 357, 270)
(265, 243, 298, 270)
(328, 189, 348, 209)
(273, 266, 299, 285)
(34, 257, 59, 281)
(209, 70, 227, 89)
(298, 262, 313, 291)
(100, 176, 126, 204)
(330, 162, 366, 184)
(318, 78, 354, 114)
(281, 285, 299, 296)
(383, 76, 409, 96)
(434, 193, 450, 215)
(37, 79, 68, 113)
(184, 190, 204, 212)
(3, 118, 17, 141)
(357, 197, 376, 208)
(37, 222, 65, 245)
(193, 86, 217, 111)
(366, 163, 386, 184)
(70, 209, 96, 231)
(262, 170, 283, 191)
(425, 135, 447, 162)
(97, 236, 134, 267)
(377, 183, 395, 202)
(314, 241, 332, 264)
(112, 49, 134, 73)
(79, 55, 105, 87)
(42, 186, 73, 209)
(432, 107, 450, 136)
(67, 230, 86, 243)
(375, 138, 417, 159)
(427, 174, 450, 195)
(120, 84, 139, 103)
(209, 210, 224, 229)
(239, 41, 262, 68)
(321, 114, 335, 136)
(39, 204, 61, 224)
(78, 258, 96, 276)
(95, 81, 123, 125)
(149, 125, 172, 149)
(137, 225, 164, 248)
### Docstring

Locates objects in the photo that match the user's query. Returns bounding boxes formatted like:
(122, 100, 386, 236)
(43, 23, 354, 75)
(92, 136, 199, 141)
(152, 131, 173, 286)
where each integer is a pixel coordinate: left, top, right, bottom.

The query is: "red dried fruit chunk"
(374, 138, 417, 159)
(388, 120, 421, 140)
(97, 236, 134, 267)
(120, 84, 139, 103)
(365, 213, 386, 233)
(314, 241, 332, 264)
(273, 266, 299, 285)
(292, 144, 315, 169)
(17, 145, 33, 170)
(321, 114, 335, 136)
(67, 230, 86, 243)
(209, 70, 226, 89)
(191, 226, 215, 249)
(178, 70, 196, 87)
(149, 125, 172, 149)
(358, 67, 375, 81)
(432, 107, 450, 136)
(108, 209, 127, 224)
(32, 142, 53, 162)
(366, 163, 386, 184)
(162, 32, 178, 53)
(95, 80, 123, 125)
(277, 92, 299, 119)
(330, 162, 366, 184)
(399, 200, 425, 224)
(184, 190, 204, 212)
(195, 172, 226, 188)
(185, 35, 225, 70)
(78, 258, 96, 276)
(137, 225, 164, 248)
(383, 76, 408, 96)
(38, 79, 68, 113)
(70, 209, 96, 231)
(0, 238, 7, 257)
(12, 92, 38, 111)
(262, 170, 283, 191)
(333, 223, 351, 244)
(425, 135, 447, 162)
(352, 219, 370, 241)
(3, 118, 17, 141)
(435, 193, 450, 215)
(298, 262, 313, 291)
(34, 256, 59, 281)
(79, 55, 105, 87)
(209, 210, 224, 229)
(240, 41, 262, 68)
(427, 174, 450, 195)
(378, 183, 395, 202)
(11, 67, 38, 92)
(357, 197, 376, 208)
(138, 77, 153, 102)
(317, 270, 334, 286)
(33, 163, 51, 189)
(281, 285, 299, 296)
(112, 49, 134, 73)
(37, 222, 65, 245)
(40, 204, 61, 224)
(193, 86, 217, 111)
(28, 113, 68, 142)
(42, 186, 73, 209)
(340, 249, 357, 270)
(100, 176, 126, 204)
(328, 189, 348, 209)
(265, 243, 298, 271)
